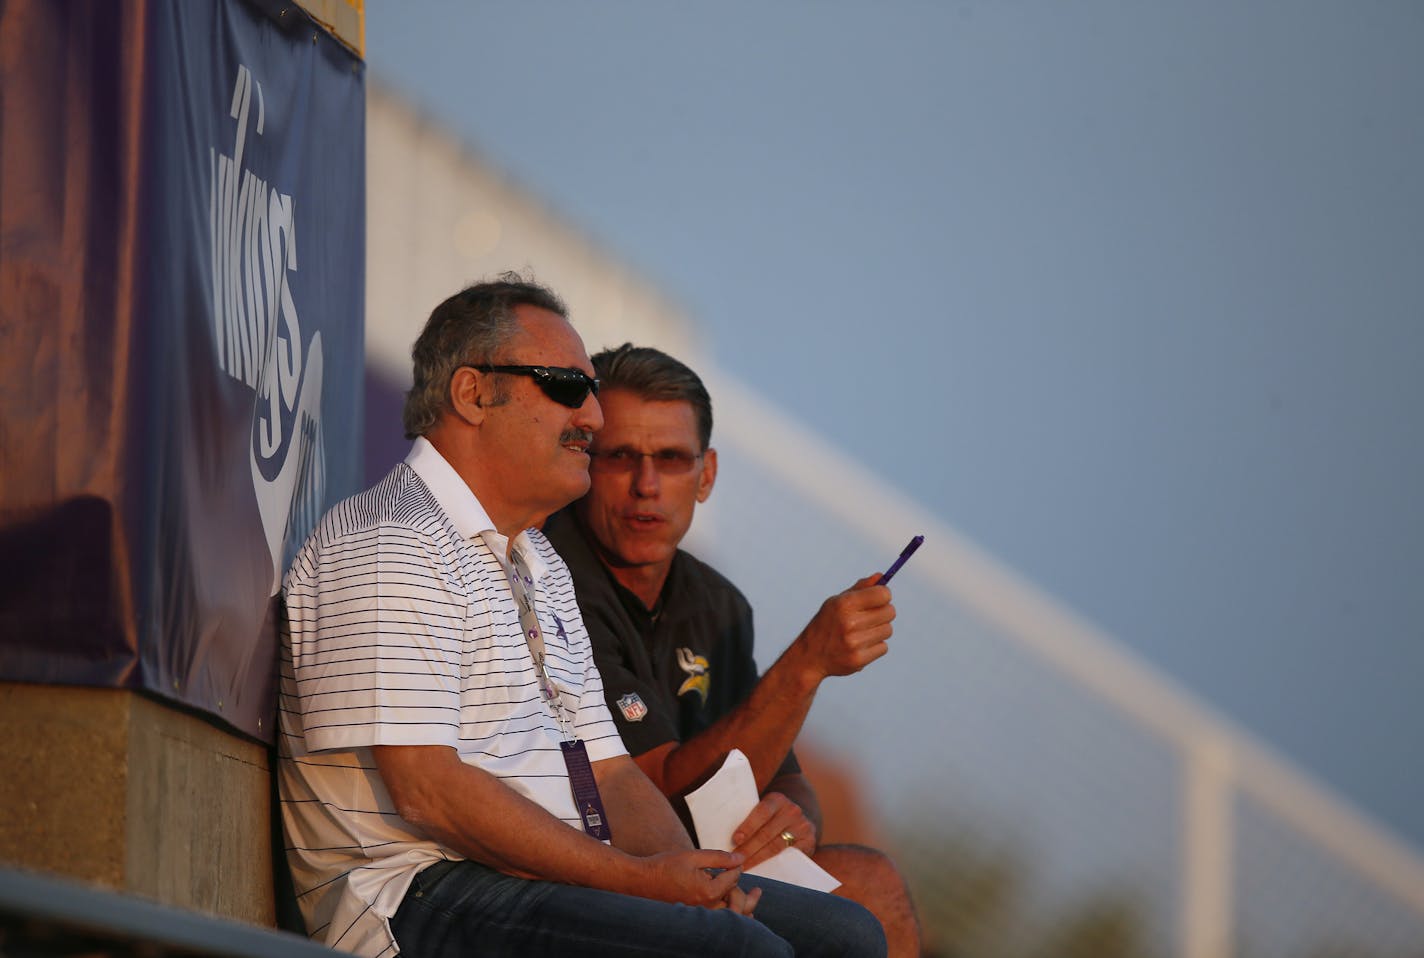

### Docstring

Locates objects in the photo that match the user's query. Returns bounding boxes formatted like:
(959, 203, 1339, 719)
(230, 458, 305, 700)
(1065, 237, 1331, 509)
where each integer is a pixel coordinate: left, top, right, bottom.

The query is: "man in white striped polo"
(277, 275, 886, 958)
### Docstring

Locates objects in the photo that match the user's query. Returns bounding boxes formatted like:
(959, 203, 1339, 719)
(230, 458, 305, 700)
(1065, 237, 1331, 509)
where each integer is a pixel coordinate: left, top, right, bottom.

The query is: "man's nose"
(631, 454, 660, 496)
(575, 391, 603, 434)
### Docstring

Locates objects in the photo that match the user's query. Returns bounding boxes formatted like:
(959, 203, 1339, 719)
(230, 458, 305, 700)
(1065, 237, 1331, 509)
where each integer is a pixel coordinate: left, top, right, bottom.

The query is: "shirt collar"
(405, 437, 548, 580)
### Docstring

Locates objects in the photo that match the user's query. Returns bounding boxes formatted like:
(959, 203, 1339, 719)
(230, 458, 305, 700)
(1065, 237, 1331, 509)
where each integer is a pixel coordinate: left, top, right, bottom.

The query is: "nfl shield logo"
(617, 693, 648, 722)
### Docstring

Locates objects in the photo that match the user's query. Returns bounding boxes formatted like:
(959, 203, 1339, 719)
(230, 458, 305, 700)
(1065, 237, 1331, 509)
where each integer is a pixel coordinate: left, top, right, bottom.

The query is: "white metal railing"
(703, 362, 1424, 958)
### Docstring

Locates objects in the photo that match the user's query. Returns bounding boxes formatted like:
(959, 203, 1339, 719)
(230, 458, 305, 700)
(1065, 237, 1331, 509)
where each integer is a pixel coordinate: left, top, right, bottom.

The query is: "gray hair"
(591, 344, 713, 450)
(402, 272, 567, 439)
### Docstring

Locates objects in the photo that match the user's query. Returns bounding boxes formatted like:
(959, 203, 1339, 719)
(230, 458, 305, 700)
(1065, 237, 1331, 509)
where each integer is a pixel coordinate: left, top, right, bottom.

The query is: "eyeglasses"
(475, 364, 600, 408)
(588, 448, 703, 475)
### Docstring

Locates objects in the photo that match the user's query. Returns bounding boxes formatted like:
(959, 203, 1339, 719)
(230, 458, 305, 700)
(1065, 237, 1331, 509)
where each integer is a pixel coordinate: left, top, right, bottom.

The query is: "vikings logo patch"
(676, 647, 710, 703)
(617, 693, 648, 722)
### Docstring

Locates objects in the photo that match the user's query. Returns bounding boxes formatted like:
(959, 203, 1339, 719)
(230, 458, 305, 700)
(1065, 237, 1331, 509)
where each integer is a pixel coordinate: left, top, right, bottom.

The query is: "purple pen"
(876, 535, 924, 586)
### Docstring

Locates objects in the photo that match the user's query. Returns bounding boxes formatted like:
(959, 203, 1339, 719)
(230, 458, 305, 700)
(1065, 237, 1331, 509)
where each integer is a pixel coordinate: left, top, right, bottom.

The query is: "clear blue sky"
(364, 1, 1424, 851)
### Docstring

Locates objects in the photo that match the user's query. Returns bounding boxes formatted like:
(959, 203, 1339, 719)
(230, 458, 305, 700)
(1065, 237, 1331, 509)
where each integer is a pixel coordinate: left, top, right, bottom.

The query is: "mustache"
(560, 428, 594, 446)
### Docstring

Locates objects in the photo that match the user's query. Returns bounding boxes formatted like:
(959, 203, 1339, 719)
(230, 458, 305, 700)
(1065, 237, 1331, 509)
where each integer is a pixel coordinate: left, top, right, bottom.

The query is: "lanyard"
(503, 543, 611, 841)
(506, 547, 574, 741)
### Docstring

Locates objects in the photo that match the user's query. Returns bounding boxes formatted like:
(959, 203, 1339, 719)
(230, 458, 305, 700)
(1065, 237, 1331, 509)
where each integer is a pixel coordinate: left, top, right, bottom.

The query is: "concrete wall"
(0, 683, 273, 925)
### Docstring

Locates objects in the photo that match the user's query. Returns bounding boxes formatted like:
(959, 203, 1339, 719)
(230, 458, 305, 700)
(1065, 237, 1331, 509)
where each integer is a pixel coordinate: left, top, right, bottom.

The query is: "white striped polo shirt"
(278, 437, 626, 957)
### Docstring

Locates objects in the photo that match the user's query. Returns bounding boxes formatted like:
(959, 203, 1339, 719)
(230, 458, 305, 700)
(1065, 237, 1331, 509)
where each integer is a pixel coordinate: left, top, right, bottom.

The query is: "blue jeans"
(389, 859, 887, 958)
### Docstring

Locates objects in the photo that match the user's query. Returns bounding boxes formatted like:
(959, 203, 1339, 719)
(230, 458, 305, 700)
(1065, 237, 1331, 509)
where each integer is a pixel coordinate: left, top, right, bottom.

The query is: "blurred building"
(365, 84, 1424, 958)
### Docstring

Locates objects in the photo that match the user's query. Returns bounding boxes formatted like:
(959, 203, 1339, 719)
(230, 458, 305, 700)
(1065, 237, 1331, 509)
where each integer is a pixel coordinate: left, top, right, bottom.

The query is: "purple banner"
(0, 0, 365, 741)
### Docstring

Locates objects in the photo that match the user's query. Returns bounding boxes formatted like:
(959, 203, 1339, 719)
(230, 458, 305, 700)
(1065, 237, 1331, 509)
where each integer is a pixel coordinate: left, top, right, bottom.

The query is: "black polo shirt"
(544, 507, 799, 782)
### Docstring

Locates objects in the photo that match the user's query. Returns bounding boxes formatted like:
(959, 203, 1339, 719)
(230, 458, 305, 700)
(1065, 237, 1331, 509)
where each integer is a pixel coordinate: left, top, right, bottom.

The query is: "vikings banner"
(0, 0, 364, 741)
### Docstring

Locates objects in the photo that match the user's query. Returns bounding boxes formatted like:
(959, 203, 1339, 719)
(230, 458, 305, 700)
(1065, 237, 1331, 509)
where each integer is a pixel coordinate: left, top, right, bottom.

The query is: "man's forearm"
(594, 754, 696, 856)
(374, 745, 641, 890)
(641, 575, 894, 798)
(648, 640, 822, 797)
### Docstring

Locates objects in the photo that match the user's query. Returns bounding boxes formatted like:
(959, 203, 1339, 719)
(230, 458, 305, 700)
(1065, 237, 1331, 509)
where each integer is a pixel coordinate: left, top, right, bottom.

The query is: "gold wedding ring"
(780, 829, 796, 847)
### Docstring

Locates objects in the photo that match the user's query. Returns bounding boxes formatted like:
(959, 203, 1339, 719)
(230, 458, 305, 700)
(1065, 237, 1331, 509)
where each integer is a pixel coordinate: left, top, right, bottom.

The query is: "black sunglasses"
(475, 364, 600, 408)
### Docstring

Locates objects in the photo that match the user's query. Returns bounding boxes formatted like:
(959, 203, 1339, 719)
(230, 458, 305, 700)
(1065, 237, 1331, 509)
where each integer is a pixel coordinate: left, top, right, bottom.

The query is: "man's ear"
(448, 367, 487, 426)
(696, 447, 718, 503)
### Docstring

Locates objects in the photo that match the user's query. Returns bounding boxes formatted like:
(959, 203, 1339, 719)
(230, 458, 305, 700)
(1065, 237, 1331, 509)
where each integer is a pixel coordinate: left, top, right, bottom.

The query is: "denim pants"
(389, 859, 887, 958)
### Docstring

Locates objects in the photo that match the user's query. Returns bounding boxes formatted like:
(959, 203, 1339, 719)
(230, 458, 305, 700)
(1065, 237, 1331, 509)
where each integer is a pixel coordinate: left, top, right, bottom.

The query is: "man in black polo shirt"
(543, 344, 920, 957)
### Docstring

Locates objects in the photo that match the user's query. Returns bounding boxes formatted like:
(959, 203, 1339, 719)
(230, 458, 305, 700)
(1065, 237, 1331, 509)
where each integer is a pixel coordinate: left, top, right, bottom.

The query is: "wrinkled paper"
(684, 749, 840, 893)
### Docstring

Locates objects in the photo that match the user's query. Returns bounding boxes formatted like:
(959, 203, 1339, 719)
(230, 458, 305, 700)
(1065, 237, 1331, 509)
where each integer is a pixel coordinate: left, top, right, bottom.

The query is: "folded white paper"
(683, 748, 841, 893)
